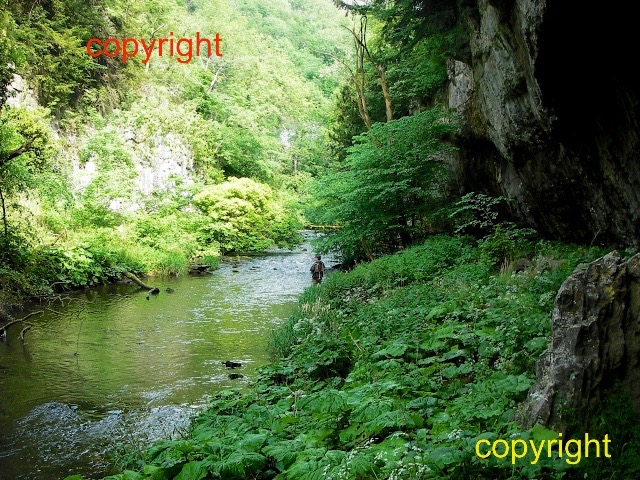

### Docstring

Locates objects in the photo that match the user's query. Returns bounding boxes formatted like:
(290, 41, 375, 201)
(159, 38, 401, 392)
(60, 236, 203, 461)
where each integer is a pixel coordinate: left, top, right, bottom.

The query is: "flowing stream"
(0, 233, 332, 480)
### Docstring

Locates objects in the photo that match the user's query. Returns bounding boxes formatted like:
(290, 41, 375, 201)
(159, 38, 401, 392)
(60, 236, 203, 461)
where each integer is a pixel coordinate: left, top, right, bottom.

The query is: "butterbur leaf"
(103, 472, 143, 480)
(427, 447, 460, 467)
(351, 398, 393, 423)
(216, 451, 266, 478)
(301, 389, 347, 415)
(524, 337, 548, 353)
(191, 426, 217, 443)
(146, 441, 177, 462)
(530, 423, 559, 441)
(426, 305, 448, 320)
(442, 347, 466, 361)
(237, 433, 268, 452)
(407, 396, 438, 410)
(339, 422, 364, 444)
(173, 440, 195, 454)
(174, 461, 207, 480)
(495, 373, 533, 394)
(346, 452, 377, 477)
(365, 410, 414, 434)
(285, 457, 331, 480)
(142, 464, 171, 480)
(374, 341, 407, 358)
(263, 440, 303, 470)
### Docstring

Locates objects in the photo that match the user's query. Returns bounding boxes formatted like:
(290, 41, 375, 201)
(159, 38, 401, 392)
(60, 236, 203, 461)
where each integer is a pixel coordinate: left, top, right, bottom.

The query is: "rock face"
(72, 130, 195, 212)
(449, 0, 640, 247)
(523, 252, 640, 430)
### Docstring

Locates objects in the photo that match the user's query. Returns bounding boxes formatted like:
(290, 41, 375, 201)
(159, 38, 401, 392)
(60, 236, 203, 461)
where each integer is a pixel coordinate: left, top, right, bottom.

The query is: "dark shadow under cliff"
(454, 0, 640, 247)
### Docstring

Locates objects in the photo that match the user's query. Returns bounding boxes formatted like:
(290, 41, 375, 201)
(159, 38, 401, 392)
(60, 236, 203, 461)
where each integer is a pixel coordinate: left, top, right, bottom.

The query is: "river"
(0, 233, 332, 480)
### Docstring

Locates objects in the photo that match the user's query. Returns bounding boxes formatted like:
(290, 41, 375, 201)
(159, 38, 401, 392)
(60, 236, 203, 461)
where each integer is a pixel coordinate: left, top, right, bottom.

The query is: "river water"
(0, 233, 331, 480)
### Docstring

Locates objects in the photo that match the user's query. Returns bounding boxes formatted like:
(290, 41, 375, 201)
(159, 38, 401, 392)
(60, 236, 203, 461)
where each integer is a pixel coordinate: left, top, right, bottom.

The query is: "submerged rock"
(522, 252, 640, 430)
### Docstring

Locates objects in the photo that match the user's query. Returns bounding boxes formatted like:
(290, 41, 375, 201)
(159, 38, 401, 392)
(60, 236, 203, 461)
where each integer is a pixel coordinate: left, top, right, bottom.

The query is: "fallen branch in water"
(124, 272, 160, 299)
(20, 323, 33, 342)
(124, 271, 155, 289)
(0, 310, 43, 339)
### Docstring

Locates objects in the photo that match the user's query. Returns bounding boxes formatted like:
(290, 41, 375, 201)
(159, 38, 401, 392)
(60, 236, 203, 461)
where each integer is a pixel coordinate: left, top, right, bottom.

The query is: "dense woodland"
(1, 0, 639, 479)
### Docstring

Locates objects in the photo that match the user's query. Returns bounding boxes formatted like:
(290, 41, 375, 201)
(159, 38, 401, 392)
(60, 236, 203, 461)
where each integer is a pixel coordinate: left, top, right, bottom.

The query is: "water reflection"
(0, 232, 335, 480)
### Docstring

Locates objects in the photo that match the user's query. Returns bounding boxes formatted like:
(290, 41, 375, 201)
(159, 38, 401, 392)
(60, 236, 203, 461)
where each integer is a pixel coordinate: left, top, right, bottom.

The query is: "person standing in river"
(310, 255, 326, 285)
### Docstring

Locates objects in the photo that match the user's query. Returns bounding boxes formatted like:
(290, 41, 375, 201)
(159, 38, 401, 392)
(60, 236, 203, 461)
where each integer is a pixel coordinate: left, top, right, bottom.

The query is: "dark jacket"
(310, 260, 325, 280)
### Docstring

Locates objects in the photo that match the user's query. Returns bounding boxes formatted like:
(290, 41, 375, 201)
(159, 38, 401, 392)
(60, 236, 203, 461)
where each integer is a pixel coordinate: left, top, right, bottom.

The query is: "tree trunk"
(124, 272, 160, 299)
(0, 186, 7, 236)
(354, 77, 372, 130)
(359, 238, 374, 261)
(348, 16, 393, 128)
(352, 21, 372, 131)
(0, 136, 36, 169)
(0, 311, 43, 339)
(377, 64, 393, 122)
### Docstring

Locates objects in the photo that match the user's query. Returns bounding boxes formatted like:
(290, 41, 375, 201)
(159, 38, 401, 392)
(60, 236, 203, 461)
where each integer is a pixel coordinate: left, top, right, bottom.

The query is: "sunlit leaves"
(194, 177, 301, 252)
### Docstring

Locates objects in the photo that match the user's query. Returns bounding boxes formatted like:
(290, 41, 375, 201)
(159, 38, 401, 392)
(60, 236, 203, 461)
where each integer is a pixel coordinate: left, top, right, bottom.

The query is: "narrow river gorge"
(0, 233, 332, 480)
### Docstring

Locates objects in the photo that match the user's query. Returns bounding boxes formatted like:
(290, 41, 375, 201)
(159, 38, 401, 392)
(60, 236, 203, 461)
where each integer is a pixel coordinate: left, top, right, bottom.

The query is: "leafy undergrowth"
(87, 235, 613, 480)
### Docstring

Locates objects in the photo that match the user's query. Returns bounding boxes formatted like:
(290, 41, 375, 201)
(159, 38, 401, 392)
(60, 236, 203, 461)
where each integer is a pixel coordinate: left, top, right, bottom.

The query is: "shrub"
(194, 177, 302, 253)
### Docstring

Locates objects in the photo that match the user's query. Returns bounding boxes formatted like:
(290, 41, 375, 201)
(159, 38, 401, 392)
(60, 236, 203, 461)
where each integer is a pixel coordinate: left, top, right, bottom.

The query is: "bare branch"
(0, 310, 43, 338)
(207, 64, 224, 93)
(20, 323, 33, 342)
(0, 136, 37, 168)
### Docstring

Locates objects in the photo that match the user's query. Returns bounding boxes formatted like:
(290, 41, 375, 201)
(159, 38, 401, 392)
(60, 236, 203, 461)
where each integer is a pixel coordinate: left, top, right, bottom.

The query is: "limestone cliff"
(523, 252, 640, 430)
(449, 0, 640, 247)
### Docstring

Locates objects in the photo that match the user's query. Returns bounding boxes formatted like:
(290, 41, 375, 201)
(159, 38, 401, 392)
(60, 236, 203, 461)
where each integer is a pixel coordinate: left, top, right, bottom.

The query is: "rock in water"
(522, 252, 640, 431)
(222, 360, 242, 368)
(228, 373, 243, 380)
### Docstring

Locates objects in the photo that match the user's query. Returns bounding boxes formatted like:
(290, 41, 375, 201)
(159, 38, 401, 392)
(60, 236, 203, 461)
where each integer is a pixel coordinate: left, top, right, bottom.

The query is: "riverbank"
(0, 224, 215, 312)
(0, 214, 305, 326)
(83, 233, 640, 480)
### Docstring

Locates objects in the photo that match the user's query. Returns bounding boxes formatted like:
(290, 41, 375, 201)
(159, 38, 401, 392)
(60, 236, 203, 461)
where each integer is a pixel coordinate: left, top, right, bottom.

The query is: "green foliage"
(387, 31, 456, 113)
(0, 106, 55, 177)
(574, 385, 640, 479)
(69, 132, 137, 228)
(338, 0, 468, 46)
(450, 193, 539, 267)
(310, 108, 457, 261)
(450, 192, 507, 236)
(0, 9, 18, 108)
(2, 0, 347, 304)
(478, 223, 537, 268)
(2, 0, 137, 111)
(194, 177, 302, 253)
(102, 235, 608, 480)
